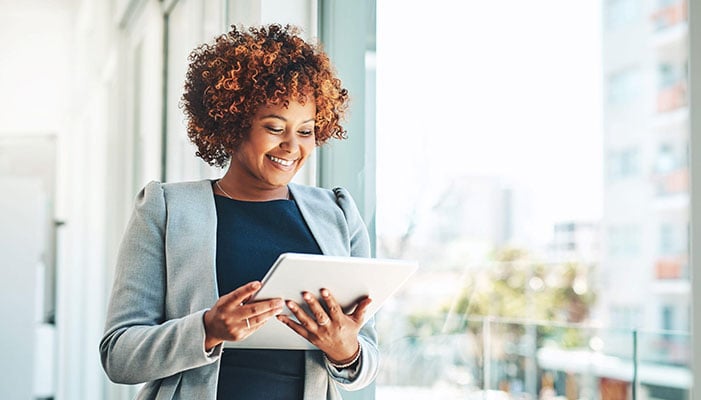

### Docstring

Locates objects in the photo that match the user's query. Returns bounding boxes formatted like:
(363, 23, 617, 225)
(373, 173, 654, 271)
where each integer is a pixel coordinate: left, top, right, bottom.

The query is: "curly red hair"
(181, 24, 349, 167)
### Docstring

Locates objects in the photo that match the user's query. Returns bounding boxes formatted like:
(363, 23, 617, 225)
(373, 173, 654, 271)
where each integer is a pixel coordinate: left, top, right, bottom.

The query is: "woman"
(100, 24, 378, 399)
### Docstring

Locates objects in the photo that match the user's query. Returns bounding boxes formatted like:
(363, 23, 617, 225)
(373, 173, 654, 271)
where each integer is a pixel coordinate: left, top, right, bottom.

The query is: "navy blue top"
(214, 194, 322, 400)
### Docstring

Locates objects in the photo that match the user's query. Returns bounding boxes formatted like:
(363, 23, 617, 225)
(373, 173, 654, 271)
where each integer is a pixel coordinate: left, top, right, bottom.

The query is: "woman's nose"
(279, 131, 298, 152)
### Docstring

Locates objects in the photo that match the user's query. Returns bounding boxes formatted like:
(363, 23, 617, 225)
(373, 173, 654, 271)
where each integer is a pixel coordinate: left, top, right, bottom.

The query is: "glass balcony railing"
(657, 81, 688, 113)
(376, 317, 691, 400)
(655, 256, 689, 280)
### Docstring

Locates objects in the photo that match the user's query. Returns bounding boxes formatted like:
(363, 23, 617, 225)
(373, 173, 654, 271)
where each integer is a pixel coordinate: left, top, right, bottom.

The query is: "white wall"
(0, 178, 45, 399)
(0, 1, 73, 135)
(0, 2, 74, 399)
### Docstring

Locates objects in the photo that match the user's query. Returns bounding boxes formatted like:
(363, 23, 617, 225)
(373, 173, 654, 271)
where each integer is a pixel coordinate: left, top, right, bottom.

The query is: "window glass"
(607, 148, 640, 180)
(375, 0, 691, 398)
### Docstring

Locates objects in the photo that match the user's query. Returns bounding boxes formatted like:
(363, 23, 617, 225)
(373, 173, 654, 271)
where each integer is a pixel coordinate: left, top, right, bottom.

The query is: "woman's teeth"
(268, 155, 294, 166)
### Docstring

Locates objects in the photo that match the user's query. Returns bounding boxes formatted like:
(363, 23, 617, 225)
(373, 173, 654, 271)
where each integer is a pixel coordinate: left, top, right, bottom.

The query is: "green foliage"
(448, 248, 595, 322)
(409, 246, 597, 344)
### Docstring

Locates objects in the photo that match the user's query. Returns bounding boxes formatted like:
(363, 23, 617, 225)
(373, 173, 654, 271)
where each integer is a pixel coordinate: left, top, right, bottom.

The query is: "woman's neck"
(215, 170, 289, 201)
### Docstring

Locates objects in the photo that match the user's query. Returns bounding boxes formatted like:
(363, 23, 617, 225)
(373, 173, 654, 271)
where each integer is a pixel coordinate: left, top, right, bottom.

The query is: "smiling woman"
(221, 101, 318, 200)
(181, 24, 348, 169)
(99, 23, 379, 400)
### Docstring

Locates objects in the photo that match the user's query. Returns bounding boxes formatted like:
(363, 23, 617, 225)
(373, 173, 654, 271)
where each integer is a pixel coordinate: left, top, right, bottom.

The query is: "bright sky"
(376, 0, 604, 244)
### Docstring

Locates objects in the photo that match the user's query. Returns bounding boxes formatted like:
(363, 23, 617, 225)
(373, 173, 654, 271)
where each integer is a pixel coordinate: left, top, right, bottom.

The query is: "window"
(369, 0, 694, 398)
(662, 304, 674, 330)
(658, 63, 685, 89)
(656, 143, 677, 173)
(659, 222, 687, 254)
(605, 0, 641, 30)
(607, 148, 640, 180)
(660, 223, 675, 254)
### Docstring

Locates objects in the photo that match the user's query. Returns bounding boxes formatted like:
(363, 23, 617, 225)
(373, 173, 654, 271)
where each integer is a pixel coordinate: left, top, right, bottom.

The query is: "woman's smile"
(266, 154, 296, 168)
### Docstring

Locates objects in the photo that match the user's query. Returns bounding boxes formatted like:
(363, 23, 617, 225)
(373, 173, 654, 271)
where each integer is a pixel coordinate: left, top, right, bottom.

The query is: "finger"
(302, 291, 330, 326)
(242, 298, 284, 319)
(349, 297, 373, 323)
(247, 305, 284, 330)
(286, 299, 317, 329)
(226, 305, 283, 342)
(276, 314, 311, 340)
(319, 289, 344, 321)
(221, 281, 262, 311)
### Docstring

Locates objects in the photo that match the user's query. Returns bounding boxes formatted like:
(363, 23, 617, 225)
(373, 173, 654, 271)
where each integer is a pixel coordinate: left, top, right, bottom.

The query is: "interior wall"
(0, 2, 73, 135)
(0, 1, 74, 399)
(0, 178, 45, 399)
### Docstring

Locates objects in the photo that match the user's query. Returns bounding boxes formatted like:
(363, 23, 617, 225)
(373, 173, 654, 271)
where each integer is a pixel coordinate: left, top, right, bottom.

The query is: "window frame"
(689, 0, 700, 396)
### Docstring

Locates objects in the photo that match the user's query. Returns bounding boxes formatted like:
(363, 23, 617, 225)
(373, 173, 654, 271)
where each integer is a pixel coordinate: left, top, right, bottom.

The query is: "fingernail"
(252, 282, 261, 289)
(303, 292, 311, 300)
(321, 289, 329, 297)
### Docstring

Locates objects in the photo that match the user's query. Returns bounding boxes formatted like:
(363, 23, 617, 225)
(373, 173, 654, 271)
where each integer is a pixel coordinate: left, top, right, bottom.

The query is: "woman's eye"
(266, 127, 284, 134)
(298, 130, 314, 136)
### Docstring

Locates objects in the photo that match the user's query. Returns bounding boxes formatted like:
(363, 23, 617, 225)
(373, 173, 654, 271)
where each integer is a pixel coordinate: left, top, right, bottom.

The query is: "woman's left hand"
(277, 288, 372, 364)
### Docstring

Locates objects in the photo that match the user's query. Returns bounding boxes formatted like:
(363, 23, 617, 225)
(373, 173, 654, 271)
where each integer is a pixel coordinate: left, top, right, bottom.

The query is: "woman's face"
(231, 100, 317, 190)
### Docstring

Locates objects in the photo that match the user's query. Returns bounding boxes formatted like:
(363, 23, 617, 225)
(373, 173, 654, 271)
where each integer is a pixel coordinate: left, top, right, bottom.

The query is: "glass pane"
(375, 0, 691, 398)
(636, 330, 691, 399)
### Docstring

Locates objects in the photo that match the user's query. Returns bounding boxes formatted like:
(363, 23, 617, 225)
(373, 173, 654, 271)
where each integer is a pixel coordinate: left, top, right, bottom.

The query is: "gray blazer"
(100, 180, 379, 399)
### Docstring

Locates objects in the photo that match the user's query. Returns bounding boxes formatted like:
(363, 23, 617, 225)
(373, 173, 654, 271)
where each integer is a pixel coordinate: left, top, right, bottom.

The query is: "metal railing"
(376, 316, 692, 400)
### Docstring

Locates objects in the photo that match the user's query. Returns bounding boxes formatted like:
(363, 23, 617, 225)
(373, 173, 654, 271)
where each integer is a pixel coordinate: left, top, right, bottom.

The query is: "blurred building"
(528, 2, 692, 399)
(599, 0, 689, 342)
(413, 176, 536, 252)
(549, 221, 600, 264)
(544, 0, 692, 398)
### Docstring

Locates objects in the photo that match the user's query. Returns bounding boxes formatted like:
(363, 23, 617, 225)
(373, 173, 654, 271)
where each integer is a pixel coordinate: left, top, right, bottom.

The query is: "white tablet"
(224, 253, 418, 350)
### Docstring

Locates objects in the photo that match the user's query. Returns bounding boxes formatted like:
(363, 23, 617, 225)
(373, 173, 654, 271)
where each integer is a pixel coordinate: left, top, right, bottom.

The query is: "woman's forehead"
(254, 100, 316, 118)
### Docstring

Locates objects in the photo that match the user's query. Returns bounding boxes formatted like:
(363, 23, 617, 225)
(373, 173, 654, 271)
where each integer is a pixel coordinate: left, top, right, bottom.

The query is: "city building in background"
(598, 0, 690, 397)
(549, 221, 600, 265)
(600, 0, 689, 335)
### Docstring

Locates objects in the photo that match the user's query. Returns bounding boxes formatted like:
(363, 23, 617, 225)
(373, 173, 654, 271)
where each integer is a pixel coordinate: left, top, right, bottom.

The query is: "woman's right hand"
(203, 281, 284, 350)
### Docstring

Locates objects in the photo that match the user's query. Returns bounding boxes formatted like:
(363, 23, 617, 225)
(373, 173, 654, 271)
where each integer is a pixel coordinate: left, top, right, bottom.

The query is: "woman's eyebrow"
(259, 114, 315, 124)
(259, 114, 286, 121)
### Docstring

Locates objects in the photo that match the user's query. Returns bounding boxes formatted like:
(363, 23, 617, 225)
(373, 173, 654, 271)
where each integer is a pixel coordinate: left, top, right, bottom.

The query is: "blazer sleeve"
(99, 181, 219, 384)
(325, 187, 380, 390)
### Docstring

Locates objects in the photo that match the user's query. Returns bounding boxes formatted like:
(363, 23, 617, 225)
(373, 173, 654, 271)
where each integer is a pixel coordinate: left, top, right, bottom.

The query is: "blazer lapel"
(164, 179, 220, 309)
